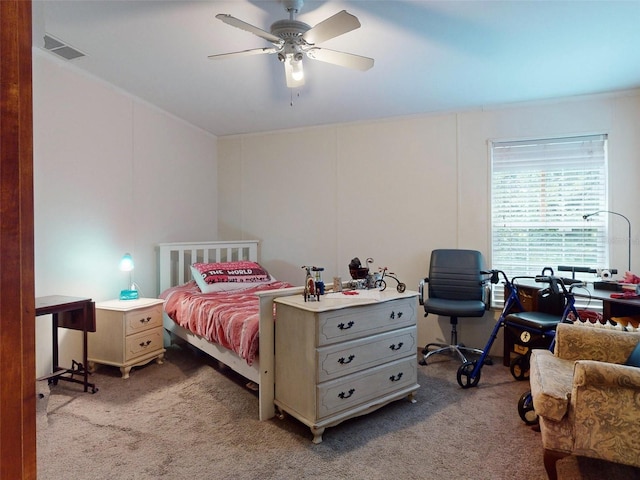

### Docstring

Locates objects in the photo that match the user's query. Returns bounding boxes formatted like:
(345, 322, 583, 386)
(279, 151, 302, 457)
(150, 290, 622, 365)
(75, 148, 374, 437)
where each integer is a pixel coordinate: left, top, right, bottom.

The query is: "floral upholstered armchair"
(529, 322, 640, 480)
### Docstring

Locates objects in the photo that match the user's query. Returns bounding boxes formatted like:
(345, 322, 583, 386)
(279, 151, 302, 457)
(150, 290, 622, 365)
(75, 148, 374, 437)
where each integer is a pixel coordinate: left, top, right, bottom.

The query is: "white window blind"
(490, 134, 608, 303)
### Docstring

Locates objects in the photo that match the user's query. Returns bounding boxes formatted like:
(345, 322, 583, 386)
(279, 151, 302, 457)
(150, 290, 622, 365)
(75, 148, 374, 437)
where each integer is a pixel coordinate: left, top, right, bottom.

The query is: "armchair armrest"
(570, 360, 640, 467)
(573, 360, 640, 389)
(554, 323, 640, 364)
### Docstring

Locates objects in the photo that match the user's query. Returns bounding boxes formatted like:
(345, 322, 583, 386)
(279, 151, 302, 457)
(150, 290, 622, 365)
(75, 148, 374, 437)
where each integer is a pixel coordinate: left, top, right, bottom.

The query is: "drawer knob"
(139, 316, 151, 324)
(338, 388, 355, 399)
(139, 340, 152, 348)
(389, 372, 404, 382)
(338, 354, 355, 365)
(337, 321, 354, 330)
(389, 342, 403, 351)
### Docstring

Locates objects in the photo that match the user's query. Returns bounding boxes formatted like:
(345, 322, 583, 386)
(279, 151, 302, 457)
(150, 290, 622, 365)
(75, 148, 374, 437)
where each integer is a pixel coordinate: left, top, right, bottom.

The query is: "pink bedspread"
(160, 280, 293, 365)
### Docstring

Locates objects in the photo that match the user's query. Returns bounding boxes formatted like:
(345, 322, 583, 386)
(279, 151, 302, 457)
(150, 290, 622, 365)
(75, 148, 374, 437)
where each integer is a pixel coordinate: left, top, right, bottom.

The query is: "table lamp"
(119, 252, 139, 300)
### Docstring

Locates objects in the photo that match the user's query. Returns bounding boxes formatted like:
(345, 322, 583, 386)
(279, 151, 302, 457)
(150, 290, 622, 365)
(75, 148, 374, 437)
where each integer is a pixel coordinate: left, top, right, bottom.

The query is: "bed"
(157, 240, 302, 420)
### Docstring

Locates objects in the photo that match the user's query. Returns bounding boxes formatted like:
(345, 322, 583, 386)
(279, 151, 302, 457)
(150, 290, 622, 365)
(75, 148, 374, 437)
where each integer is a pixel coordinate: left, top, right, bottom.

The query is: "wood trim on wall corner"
(0, 1, 37, 478)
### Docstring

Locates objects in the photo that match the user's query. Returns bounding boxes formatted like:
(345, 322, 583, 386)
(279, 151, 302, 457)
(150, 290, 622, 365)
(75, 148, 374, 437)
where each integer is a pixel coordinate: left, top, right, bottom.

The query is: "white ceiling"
(33, 0, 640, 137)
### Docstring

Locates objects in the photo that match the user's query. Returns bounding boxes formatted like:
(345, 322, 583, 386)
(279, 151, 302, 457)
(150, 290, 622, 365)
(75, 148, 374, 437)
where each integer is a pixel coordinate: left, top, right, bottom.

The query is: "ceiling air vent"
(43, 34, 86, 60)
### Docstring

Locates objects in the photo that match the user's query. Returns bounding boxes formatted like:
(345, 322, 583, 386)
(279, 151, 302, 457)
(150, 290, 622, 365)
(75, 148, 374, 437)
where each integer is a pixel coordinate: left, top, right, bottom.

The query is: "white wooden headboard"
(157, 240, 259, 293)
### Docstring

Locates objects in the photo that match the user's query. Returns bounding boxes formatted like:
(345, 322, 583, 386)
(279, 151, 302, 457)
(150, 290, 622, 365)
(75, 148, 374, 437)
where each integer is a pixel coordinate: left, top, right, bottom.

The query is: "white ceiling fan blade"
(284, 59, 305, 88)
(215, 14, 283, 45)
(302, 10, 360, 45)
(307, 48, 374, 71)
(208, 47, 279, 60)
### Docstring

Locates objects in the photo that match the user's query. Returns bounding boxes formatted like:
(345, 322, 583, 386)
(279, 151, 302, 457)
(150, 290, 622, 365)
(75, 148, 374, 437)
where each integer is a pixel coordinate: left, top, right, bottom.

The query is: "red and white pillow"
(191, 260, 274, 293)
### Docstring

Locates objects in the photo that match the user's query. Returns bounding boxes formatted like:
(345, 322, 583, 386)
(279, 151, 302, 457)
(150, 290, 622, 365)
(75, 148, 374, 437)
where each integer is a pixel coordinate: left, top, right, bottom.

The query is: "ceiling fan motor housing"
(270, 19, 310, 40)
(271, 19, 310, 60)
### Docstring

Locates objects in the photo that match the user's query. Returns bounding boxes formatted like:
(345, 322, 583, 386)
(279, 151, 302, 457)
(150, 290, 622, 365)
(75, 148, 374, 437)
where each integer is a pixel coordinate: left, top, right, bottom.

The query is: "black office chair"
(418, 249, 489, 365)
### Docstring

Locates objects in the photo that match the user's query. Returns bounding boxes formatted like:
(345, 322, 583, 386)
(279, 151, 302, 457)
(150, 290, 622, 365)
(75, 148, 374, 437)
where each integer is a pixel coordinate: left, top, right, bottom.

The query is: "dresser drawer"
(317, 356, 417, 419)
(317, 297, 416, 346)
(317, 326, 417, 382)
(125, 327, 164, 361)
(124, 304, 163, 335)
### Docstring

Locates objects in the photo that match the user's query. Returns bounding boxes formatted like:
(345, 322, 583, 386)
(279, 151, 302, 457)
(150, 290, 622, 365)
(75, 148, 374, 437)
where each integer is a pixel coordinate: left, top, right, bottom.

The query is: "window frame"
(489, 134, 609, 308)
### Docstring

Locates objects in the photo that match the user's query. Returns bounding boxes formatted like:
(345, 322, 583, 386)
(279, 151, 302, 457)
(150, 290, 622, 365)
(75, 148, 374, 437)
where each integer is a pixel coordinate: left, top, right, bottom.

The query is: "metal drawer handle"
(389, 342, 403, 351)
(338, 388, 355, 399)
(338, 355, 355, 365)
(337, 321, 354, 330)
(389, 311, 404, 320)
(139, 340, 152, 348)
(389, 372, 404, 382)
(139, 316, 151, 324)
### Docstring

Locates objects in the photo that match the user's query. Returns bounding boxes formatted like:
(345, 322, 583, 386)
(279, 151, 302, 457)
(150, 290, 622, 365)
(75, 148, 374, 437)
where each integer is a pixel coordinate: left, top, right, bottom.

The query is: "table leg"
(52, 313, 59, 374)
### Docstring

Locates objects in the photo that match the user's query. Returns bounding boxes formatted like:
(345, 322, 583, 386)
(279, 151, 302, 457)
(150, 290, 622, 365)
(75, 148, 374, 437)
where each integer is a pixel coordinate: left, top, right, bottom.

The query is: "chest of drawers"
(274, 290, 420, 443)
(88, 298, 165, 379)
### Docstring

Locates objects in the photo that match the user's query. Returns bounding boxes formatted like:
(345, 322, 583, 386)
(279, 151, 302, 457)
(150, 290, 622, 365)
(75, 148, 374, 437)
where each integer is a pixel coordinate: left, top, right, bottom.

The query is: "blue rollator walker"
(455, 269, 582, 391)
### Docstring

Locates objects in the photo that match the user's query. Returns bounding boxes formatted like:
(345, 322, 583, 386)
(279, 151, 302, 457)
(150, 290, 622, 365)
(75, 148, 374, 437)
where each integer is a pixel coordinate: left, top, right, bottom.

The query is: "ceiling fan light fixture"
(290, 57, 304, 81)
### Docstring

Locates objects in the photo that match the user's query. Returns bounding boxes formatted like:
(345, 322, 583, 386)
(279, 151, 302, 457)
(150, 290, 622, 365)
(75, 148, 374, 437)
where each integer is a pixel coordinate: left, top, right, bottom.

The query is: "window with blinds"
(490, 134, 608, 303)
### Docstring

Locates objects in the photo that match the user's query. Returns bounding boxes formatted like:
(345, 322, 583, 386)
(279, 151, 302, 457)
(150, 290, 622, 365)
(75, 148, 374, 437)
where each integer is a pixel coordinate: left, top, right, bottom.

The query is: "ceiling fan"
(208, 0, 374, 88)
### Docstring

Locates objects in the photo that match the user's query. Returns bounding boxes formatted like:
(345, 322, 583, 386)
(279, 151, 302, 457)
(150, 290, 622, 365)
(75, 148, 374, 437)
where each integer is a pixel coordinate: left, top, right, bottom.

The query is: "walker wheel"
(457, 361, 481, 388)
(396, 282, 406, 293)
(518, 391, 539, 426)
(510, 355, 530, 381)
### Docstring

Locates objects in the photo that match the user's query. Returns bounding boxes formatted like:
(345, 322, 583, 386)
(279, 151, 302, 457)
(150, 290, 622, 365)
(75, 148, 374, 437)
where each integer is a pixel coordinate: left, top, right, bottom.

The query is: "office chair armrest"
(482, 281, 491, 310)
(418, 277, 429, 305)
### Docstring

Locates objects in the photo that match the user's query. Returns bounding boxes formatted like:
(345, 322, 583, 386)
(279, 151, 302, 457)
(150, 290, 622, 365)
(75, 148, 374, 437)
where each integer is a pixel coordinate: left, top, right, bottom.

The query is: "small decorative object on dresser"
(88, 298, 165, 379)
(274, 289, 420, 443)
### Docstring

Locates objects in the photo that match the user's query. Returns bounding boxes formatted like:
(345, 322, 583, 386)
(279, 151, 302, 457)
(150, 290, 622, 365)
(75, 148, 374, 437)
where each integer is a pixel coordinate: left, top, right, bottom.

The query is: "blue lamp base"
(119, 289, 139, 300)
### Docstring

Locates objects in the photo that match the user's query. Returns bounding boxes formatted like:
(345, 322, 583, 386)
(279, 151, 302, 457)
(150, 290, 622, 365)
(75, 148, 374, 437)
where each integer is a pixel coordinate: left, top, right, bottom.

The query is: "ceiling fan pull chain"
(290, 90, 300, 107)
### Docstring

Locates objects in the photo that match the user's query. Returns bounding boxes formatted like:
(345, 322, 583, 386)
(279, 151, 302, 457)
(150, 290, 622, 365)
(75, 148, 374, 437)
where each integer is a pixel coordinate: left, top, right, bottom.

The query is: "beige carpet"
(36, 345, 639, 480)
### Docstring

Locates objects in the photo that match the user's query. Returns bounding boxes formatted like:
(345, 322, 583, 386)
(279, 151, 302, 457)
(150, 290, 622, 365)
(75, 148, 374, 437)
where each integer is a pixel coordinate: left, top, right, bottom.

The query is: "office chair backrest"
(428, 249, 485, 302)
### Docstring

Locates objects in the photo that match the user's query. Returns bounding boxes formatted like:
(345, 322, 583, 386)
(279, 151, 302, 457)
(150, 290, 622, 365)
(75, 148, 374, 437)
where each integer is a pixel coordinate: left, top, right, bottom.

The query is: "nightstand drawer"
(125, 327, 164, 361)
(317, 297, 416, 346)
(124, 304, 163, 335)
(317, 326, 417, 382)
(317, 356, 417, 419)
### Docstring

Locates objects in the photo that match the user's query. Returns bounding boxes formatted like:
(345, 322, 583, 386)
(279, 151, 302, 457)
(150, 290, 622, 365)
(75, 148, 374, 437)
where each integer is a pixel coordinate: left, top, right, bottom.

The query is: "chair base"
(420, 342, 487, 365)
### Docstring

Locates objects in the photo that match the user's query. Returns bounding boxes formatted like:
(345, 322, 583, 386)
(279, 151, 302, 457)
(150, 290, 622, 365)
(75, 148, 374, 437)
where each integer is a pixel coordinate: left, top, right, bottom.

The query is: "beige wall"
(32, 43, 640, 371)
(218, 92, 640, 353)
(33, 50, 219, 376)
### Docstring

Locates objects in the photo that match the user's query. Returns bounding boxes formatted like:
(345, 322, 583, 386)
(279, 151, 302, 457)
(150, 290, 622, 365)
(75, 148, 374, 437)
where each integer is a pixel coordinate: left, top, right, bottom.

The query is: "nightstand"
(88, 298, 165, 379)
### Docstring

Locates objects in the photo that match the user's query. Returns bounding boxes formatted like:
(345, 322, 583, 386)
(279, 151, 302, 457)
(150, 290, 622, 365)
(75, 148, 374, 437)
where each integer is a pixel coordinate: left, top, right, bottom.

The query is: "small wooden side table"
(88, 298, 165, 379)
(35, 295, 97, 393)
